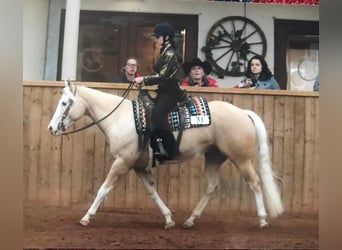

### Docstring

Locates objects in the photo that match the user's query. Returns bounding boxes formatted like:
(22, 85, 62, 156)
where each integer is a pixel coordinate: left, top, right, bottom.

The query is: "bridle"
(58, 84, 77, 133)
(59, 81, 135, 136)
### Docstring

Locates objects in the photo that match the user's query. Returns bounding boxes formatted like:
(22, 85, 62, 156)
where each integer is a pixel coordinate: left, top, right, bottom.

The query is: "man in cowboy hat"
(181, 58, 218, 87)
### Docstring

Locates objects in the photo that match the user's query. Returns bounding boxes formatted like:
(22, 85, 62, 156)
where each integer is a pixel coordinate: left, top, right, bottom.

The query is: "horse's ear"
(63, 79, 76, 101)
(64, 79, 74, 92)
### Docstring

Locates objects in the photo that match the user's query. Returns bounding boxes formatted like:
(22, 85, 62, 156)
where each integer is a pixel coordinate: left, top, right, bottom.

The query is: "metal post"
(61, 0, 81, 80)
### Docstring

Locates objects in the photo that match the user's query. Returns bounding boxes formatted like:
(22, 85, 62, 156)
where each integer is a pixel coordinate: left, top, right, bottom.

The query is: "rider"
(134, 23, 184, 161)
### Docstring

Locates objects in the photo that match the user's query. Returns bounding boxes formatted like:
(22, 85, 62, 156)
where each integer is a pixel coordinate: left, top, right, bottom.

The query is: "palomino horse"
(48, 80, 284, 229)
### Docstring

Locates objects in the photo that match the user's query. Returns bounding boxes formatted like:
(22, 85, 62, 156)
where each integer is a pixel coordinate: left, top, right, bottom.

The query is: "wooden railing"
(23, 81, 319, 214)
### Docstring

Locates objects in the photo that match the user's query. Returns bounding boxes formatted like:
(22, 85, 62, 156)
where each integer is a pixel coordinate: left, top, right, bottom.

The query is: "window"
(274, 19, 319, 90)
(287, 35, 319, 91)
(57, 11, 198, 82)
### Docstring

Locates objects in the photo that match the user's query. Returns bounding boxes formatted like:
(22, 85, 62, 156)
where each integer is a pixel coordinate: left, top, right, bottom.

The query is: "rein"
(60, 82, 135, 136)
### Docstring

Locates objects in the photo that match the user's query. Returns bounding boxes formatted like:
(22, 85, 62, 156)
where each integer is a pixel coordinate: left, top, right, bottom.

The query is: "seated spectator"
(313, 76, 319, 91)
(181, 58, 219, 87)
(234, 55, 280, 90)
(113, 58, 141, 83)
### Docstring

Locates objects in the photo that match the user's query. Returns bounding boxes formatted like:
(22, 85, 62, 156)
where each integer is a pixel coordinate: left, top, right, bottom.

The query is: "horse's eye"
(61, 102, 67, 106)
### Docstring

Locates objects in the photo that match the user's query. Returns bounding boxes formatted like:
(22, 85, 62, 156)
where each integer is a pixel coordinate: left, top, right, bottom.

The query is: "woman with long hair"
(234, 55, 280, 89)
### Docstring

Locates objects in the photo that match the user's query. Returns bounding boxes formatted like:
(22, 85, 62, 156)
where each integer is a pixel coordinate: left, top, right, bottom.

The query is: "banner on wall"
(206, 0, 319, 5)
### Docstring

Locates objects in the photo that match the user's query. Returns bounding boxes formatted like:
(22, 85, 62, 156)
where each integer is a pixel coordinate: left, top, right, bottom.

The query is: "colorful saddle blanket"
(132, 96, 211, 134)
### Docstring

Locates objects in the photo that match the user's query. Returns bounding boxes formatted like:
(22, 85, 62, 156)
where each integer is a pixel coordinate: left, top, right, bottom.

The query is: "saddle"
(132, 90, 211, 152)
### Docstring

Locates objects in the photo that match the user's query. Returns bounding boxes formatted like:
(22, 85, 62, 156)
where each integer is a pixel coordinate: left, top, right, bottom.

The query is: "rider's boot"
(151, 129, 179, 161)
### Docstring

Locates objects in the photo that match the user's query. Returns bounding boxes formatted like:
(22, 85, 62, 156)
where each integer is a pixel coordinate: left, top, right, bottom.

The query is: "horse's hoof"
(260, 221, 269, 228)
(164, 220, 176, 229)
(183, 220, 194, 229)
(79, 219, 89, 226)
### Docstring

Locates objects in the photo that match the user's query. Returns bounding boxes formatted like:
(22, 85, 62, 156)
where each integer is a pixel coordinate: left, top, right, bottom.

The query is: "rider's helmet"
(154, 23, 175, 38)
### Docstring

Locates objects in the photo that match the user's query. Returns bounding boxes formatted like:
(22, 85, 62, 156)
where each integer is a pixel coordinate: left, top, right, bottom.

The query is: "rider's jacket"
(143, 41, 181, 92)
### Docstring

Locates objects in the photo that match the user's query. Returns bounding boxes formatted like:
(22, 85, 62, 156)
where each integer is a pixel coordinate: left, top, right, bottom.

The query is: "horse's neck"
(77, 86, 128, 120)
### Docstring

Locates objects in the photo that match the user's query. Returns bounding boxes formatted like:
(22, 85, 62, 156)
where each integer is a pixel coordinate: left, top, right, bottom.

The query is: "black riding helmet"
(154, 22, 175, 38)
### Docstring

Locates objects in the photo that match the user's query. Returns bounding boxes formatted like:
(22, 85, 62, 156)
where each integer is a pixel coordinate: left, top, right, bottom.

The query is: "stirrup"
(154, 138, 169, 158)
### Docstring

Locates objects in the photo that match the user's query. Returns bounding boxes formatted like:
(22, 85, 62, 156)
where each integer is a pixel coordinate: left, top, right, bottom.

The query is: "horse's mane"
(77, 85, 127, 105)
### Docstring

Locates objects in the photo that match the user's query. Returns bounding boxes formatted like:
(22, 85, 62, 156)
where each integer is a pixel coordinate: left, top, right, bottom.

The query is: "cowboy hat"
(183, 58, 213, 75)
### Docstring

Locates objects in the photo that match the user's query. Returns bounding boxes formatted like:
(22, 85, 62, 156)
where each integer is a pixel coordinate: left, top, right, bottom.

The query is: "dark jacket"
(313, 76, 319, 91)
(143, 41, 181, 91)
(113, 72, 142, 83)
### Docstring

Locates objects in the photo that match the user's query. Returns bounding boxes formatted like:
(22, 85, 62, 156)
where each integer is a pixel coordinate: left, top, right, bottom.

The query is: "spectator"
(234, 55, 280, 89)
(181, 58, 218, 87)
(313, 75, 319, 91)
(114, 58, 141, 83)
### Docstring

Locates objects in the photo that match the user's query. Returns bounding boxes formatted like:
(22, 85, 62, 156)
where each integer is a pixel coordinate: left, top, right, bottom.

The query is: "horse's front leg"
(79, 158, 129, 226)
(134, 168, 175, 229)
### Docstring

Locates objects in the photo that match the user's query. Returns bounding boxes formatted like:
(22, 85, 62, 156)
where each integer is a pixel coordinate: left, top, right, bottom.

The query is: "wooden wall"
(23, 81, 319, 214)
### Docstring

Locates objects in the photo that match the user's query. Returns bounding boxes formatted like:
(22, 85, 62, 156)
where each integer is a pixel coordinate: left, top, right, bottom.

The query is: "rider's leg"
(150, 128, 179, 159)
(150, 92, 179, 160)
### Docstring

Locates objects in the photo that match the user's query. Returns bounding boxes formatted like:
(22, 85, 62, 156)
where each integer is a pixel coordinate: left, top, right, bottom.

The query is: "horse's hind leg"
(183, 147, 226, 229)
(79, 158, 129, 226)
(134, 168, 175, 229)
(234, 158, 268, 227)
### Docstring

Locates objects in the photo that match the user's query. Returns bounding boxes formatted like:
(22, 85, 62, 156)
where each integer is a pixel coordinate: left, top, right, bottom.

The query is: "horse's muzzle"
(48, 124, 63, 136)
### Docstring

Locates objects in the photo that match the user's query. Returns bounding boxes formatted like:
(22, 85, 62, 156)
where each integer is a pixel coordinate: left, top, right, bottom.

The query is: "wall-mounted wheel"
(202, 16, 267, 77)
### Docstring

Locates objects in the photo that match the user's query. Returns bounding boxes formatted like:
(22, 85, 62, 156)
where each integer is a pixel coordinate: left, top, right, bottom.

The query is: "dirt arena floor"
(24, 206, 318, 249)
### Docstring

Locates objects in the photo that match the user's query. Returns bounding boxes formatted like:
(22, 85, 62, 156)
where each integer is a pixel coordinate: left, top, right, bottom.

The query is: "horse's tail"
(244, 109, 284, 218)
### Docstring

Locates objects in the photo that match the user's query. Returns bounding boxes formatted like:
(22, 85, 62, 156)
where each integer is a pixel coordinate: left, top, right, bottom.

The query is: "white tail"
(245, 110, 284, 217)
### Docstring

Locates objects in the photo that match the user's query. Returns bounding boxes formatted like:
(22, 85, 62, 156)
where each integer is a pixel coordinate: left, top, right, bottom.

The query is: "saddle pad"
(132, 96, 211, 134)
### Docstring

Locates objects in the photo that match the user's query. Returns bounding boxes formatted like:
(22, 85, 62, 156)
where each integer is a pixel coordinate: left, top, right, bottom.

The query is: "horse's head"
(48, 79, 85, 136)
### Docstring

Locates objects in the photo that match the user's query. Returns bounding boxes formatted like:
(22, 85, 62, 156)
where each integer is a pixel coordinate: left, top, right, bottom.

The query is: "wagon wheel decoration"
(202, 16, 267, 77)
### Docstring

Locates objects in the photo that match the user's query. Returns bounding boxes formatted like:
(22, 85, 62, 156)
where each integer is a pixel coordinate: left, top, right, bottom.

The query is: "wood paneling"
(23, 81, 319, 214)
